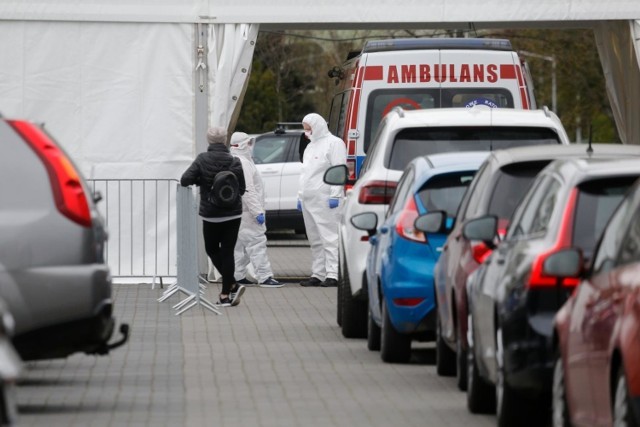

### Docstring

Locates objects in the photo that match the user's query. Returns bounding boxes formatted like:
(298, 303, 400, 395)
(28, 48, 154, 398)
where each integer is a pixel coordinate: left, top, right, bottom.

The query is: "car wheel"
(456, 318, 468, 391)
(367, 305, 381, 351)
(552, 351, 571, 427)
(340, 260, 367, 338)
(436, 312, 456, 376)
(613, 366, 639, 427)
(467, 314, 496, 413)
(380, 300, 411, 363)
(496, 327, 535, 427)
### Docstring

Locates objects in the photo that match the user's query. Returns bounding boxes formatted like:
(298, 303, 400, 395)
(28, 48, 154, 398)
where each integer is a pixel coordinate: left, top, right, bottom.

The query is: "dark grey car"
(0, 115, 129, 361)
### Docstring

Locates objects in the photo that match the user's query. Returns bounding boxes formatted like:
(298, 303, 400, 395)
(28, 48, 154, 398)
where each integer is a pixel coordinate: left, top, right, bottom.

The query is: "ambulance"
(326, 38, 537, 181)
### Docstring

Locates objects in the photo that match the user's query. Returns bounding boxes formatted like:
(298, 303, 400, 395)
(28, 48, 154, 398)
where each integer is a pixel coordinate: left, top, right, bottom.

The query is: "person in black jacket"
(180, 127, 247, 307)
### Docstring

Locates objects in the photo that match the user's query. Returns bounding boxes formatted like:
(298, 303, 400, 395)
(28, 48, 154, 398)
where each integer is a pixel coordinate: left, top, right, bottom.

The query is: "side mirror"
(463, 215, 498, 246)
(414, 211, 447, 234)
(542, 248, 583, 278)
(350, 212, 378, 237)
(323, 165, 348, 186)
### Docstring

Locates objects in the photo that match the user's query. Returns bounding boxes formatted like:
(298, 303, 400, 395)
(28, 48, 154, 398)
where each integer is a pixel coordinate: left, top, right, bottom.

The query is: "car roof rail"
(275, 122, 303, 134)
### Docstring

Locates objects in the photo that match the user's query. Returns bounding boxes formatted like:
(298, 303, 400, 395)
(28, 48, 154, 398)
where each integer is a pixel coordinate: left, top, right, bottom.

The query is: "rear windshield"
(488, 161, 551, 219)
(365, 88, 514, 152)
(387, 127, 561, 171)
(573, 177, 638, 260)
(417, 172, 476, 216)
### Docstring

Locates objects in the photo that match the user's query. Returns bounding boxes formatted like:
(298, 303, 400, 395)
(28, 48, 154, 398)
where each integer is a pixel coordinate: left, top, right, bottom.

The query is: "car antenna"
(586, 124, 593, 155)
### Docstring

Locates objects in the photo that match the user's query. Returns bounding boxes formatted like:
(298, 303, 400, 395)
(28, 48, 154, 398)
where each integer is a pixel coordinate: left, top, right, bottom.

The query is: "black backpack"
(208, 170, 240, 208)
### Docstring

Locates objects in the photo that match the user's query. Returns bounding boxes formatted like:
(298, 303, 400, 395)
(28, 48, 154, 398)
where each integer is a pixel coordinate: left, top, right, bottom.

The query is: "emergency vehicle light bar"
(363, 38, 512, 53)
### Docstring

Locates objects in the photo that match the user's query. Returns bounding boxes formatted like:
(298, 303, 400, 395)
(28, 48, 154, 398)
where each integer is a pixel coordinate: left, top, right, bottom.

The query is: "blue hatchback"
(351, 152, 488, 363)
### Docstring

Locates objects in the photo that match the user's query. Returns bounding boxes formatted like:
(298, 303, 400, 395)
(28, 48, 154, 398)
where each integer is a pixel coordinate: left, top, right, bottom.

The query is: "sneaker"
(321, 278, 338, 288)
(237, 277, 256, 285)
(217, 296, 232, 307)
(230, 284, 246, 306)
(259, 277, 284, 288)
(300, 277, 323, 287)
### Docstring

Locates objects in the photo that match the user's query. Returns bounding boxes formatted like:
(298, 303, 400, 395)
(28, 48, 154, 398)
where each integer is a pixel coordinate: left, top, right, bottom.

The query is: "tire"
(613, 366, 639, 427)
(552, 352, 571, 427)
(0, 382, 17, 426)
(456, 319, 468, 391)
(380, 300, 411, 363)
(340, 260, 367, 338)
(467, 315, 496, 413)
(367, 305, 381, 351)
(436, 312, 456, 376)
(496, 327, 535, 427)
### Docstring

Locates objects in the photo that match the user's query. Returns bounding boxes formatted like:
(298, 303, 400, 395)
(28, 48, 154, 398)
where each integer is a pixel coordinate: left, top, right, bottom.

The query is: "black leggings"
(202, 219, 241, 294)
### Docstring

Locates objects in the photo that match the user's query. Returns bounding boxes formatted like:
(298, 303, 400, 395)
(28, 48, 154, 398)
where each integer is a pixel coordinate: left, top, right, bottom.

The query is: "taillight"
(471, 228, 506, 264)
(395, 197, 426, 243)
(358, 180, 397, 204)
(393, 297, 425, 307)
(527, 250, 579, 289)
(9, 120, 91, 227)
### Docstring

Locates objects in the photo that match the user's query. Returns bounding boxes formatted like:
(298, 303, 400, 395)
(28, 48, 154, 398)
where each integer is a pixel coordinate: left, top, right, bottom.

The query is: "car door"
(254, 134, 295, 212)
(279, 134, 305, 211)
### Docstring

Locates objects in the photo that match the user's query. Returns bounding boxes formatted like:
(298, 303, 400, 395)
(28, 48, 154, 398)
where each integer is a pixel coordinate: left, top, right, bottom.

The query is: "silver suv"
(0, 115, 129, 360)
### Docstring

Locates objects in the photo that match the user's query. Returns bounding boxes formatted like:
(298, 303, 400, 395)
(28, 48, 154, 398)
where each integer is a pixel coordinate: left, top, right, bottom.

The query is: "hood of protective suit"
(230, 132, 254, 160)
(302, 113, 330, 142)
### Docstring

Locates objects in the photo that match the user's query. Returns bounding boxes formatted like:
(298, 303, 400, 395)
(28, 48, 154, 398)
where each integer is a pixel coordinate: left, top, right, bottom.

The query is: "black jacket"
(180, 144, 246, 218)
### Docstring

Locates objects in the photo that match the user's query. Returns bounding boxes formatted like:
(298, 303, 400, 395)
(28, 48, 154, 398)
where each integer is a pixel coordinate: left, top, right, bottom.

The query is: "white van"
(327, 38, 537, 182)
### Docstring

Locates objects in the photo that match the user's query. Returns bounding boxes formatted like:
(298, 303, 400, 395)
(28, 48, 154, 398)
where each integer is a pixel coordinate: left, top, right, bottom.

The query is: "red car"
(553, 177, 640, 427)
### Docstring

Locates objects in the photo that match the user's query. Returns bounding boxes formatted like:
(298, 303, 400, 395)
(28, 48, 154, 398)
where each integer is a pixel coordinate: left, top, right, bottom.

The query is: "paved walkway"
(15, 243, 496, 427)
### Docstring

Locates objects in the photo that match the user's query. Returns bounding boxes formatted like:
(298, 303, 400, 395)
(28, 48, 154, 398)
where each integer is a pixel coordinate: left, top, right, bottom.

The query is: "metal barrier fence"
(87, 179, 178, 285)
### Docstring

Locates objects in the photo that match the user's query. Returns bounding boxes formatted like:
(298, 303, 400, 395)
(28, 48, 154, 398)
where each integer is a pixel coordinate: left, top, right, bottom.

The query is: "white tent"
(1, 1, 639, 180)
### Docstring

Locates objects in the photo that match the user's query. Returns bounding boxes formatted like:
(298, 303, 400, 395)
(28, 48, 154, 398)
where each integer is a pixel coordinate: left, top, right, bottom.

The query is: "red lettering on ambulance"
(435, 64, 446, 83)
(449, 64, 458, 82)
(487, 64, 498, 82)
(459, 64, 471, 82)
(419, 64, 431, 82)
(473, 64, 484, 82)
(388, 66, 399, 83)
(401, 65, 416, 83)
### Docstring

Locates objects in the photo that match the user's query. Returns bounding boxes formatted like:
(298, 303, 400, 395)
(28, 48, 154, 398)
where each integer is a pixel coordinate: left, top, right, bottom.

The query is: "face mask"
(304, 131, 312, 139)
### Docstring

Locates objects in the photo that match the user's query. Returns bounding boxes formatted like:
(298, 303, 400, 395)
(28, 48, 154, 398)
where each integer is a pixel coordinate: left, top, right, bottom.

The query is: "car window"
(573, 177, 638, 261)
(527, 178, 561, 236)
(458, 161, 492, 222)
(592, 193, 639, 275)
(365, 88, 439, 152)
(387, 168, 415, 217)
(254, 135, 291, 164)
(617, 208, 640, 266)
(486, 161, 550, 220)
(329, 91, 349, 137)
(386, 127, 561, 171)
(442, 88, 514, 108)
(456, 161, 489, 222)
(360, 118, 389, 175)
(417, 172, 475, 217)
(508, 175, 556, 239)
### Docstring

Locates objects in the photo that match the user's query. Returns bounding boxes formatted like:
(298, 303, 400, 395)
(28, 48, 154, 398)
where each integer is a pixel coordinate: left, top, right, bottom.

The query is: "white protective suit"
(230, 132, 274, 283)
(298, 113, 347, 281)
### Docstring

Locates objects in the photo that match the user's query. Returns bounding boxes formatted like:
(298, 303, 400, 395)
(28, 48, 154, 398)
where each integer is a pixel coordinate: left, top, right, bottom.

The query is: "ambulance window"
(329, 91, 349, 136)
(443, 88, 514, 108)
(365, 89, 439, 150)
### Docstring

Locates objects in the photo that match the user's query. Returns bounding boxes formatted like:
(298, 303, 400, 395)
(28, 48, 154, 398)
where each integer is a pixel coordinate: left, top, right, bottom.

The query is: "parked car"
(0, 298, 21, 426)
(337, 106, 571, 339)
(463, 155, 640, 426)
(553, 173, 640, 427)
(254, 123, 309, 233)
(0, 115, 129, 360)
(352, 152, 487, 363)
(430, 144, 638, 394)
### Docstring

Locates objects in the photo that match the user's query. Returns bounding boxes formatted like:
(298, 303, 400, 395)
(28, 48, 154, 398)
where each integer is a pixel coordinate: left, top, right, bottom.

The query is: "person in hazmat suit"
(230, 132, 284, 288)
(297, 113, 347, 287)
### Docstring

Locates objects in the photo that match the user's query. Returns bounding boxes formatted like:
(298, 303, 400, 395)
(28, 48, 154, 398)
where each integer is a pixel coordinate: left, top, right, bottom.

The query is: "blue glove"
(328, 198, 340, 209)
(256, 213, 265, 225)
(297, 200, 302, 212)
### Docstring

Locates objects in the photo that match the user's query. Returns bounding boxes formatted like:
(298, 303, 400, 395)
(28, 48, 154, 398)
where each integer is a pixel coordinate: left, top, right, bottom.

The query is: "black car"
(464, 154, 640, 426)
